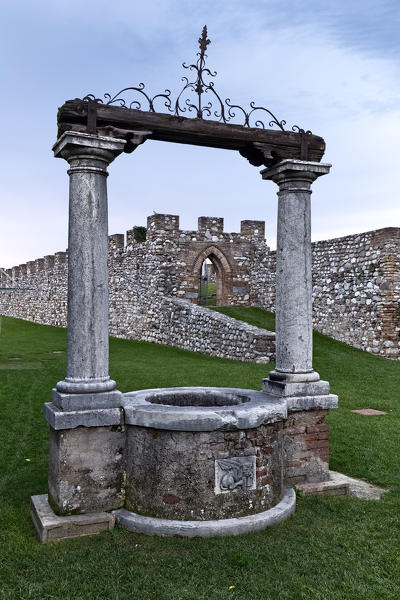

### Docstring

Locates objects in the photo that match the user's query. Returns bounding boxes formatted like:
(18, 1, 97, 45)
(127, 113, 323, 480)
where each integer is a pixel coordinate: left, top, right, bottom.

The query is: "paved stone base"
(113, 487, 295, 537)
(296, 471, 389, 500)
(31, 494, 115, 543)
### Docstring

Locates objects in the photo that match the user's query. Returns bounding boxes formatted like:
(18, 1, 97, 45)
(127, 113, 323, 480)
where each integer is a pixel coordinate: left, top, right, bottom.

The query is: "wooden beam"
(57, 99, 326, 164)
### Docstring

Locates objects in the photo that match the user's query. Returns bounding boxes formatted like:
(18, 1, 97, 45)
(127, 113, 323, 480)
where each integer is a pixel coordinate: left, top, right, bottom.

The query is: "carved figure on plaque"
(215, 456, 256, 494)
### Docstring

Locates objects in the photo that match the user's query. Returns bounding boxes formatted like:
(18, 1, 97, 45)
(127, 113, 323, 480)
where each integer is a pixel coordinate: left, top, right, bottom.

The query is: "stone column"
(261, 159, 331, 398)
(51, 132, 125, 410)
(42, 132, 127, 516)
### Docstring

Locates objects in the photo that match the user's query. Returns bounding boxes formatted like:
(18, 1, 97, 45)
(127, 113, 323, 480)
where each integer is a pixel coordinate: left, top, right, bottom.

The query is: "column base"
(52, 388, 123, 411)
(56, 377, 117, 395)
(263, 373, 330, 398)
(44, 401, 122, 429)
(31, 494, 115, 543)
(47, 422, 126, 515)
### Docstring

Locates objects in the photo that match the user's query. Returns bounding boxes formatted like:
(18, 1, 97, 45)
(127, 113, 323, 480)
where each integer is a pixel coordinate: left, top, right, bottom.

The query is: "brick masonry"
(144, 214, 267, 305)
(283, 410, 330, 485)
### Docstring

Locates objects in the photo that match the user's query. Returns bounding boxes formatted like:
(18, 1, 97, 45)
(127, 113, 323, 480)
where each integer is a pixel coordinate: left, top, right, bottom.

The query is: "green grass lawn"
(0, 311, 399, 600)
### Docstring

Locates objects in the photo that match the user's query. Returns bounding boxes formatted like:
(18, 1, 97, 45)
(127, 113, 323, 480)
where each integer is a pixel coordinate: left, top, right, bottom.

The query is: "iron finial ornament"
(198, 25, 211, 56)
(175, 24, 217, 120)
(83, 26, 309, 134)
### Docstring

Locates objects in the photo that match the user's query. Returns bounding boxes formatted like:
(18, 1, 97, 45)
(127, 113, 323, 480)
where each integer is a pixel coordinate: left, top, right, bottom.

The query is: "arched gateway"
(145, 212, 267, 307)
(32, 27, 338, 542)
(192, 244, 232, 306)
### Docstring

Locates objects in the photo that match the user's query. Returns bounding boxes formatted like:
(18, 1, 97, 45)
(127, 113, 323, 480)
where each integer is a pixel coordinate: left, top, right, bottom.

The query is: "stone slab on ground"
(351, 408, 388, 415)
(296, 471, 388, 500)
(31, 494, 115, 543)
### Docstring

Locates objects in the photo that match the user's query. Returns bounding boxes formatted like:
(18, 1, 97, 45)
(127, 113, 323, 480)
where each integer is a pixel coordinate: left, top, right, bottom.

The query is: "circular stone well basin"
(122, 386, 286, 431)
(121, 387, 289, 526)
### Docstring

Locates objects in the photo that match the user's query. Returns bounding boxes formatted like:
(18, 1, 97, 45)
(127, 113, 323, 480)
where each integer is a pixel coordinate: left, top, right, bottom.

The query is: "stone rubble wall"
(125, 422, 282, 520)
(254, 227, 400, 359)
(1, 218, 399, 361)
(0, 252, 68, 327)
(0, 239, 275, 364)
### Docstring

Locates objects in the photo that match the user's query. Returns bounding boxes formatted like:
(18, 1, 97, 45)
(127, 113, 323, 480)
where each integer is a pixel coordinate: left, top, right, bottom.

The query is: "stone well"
(113, 387, 296, 536)
(32, 131, 339, 543)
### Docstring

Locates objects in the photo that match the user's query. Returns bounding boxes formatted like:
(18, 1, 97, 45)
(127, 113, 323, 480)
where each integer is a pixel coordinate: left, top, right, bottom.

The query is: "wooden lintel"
(57, 99, 326, 163)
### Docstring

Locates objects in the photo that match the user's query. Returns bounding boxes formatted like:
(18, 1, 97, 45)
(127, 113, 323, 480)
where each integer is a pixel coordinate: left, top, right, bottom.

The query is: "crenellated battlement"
(3, 215, 268, 282)
(147, 213, 180, 238)
(197, 216, 224, 235)
(2, 250, 69, 285)
(145, 213, 266, 243)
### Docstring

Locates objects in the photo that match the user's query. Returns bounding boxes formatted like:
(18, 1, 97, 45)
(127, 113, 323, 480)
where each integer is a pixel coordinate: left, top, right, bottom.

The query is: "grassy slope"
(0, 313, 399, 600)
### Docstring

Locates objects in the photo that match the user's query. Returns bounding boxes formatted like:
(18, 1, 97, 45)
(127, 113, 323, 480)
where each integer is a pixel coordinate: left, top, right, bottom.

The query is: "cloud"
(0, 2, 399, 266)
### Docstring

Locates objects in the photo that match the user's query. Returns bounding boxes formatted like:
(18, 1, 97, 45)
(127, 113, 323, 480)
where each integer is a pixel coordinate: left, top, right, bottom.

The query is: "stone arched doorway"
(192, 245, 232, 306)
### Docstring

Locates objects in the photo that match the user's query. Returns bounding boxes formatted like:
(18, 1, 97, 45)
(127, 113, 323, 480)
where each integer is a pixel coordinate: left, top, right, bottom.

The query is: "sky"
(1, 0, 399, 268)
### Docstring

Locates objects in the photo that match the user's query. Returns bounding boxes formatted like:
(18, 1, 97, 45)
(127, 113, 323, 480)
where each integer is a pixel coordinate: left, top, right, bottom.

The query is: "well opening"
(146, 390, 250, 407)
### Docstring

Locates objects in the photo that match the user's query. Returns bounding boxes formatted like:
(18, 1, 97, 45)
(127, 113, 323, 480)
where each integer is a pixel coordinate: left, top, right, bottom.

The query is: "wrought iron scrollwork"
(83, 25, 310, 133)
(83, 83, 172, 113)
(291, 125, 312, 135)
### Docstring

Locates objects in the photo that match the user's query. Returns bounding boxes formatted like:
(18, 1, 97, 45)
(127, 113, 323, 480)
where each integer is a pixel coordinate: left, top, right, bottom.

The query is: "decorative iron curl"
(83, 26, 310, 133)
(292, 125, 312, 135)
(173, 26, 229, 122)
(224, 99, 286, 130)
(83, 84, 172, 113)
(83, 94, 103, 104)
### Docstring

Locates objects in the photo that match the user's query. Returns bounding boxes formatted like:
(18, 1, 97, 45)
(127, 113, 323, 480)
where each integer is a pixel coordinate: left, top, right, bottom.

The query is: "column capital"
(52, 131, 126, 165)
(261, 159, 331, 184)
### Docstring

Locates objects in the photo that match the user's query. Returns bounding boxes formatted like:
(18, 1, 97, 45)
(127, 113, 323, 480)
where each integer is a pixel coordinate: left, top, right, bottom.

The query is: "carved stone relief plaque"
(214, 456, 256, 495)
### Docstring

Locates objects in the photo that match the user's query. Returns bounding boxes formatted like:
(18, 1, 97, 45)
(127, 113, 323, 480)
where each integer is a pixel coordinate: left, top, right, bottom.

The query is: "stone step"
(296, 471, 388, 500)
(31, 495, 115, 543)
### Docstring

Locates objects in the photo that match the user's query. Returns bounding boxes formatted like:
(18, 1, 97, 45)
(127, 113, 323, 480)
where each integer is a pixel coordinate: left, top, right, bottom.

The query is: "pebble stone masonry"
(2, 223, 398, 361)
(28, 127, 338, 542)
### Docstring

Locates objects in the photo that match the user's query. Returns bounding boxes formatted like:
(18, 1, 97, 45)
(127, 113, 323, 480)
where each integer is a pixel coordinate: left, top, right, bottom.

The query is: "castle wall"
(313, 228, 400, 358)
(1, 218, 399, 361)
(254, 228, 400, 359)
(0, 225, 275, 364)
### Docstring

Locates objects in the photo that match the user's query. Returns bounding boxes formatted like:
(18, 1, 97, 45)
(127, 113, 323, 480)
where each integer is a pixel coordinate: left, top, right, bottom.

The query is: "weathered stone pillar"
(52, 132, 125, 409)
(43, 133, 127, 516)
(260, 159, 338, 486)
(261, 159, 332, 399)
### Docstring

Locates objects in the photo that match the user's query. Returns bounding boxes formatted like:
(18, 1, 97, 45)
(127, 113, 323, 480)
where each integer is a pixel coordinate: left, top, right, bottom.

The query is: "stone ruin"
(1, 218, 399, 361)
(0, 215, 275, 363)
(144, 213, 267, 306)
